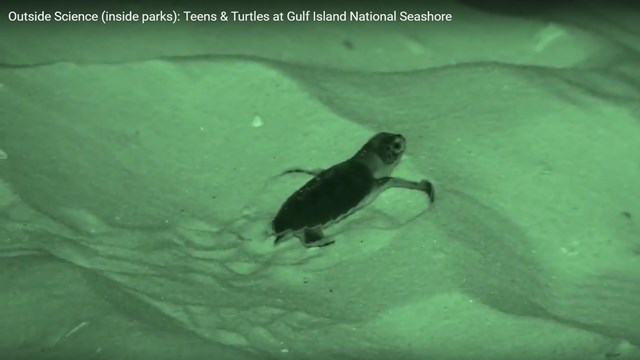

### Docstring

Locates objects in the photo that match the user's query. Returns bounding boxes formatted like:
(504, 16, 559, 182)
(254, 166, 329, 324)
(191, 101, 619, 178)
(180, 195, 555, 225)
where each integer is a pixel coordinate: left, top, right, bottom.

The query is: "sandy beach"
(1, 1, 639, 359)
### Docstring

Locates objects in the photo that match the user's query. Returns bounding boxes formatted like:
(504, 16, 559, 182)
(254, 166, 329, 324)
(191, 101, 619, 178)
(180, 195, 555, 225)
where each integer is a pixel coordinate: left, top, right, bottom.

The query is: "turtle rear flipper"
(301, 228, 334, 248)
(274, 228, 334, 248)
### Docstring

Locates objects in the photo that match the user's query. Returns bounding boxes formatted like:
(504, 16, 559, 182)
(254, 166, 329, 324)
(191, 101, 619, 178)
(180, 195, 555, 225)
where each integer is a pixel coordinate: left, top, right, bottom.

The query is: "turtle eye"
(391, 138, 405, 153)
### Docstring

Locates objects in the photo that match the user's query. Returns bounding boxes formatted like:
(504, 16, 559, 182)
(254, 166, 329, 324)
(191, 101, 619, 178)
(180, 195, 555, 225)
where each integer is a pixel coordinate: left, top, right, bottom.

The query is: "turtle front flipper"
(302, 228, 334, 248)
(279, 168, 325, 177)
(376, 177, 435, 203)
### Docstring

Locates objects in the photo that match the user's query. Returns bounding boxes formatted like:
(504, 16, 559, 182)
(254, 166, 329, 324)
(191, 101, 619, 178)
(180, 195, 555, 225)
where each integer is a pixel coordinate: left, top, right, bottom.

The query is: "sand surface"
(1, 1, 640, 359)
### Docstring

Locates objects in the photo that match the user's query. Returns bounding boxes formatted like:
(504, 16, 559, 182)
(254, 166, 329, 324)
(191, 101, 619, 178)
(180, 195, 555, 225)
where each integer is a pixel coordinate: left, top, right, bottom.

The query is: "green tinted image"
(0, 1, 639, 359)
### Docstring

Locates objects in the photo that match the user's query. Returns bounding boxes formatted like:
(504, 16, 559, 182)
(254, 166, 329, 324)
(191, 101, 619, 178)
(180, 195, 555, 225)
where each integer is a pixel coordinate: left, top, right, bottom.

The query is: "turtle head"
(352, 132, 406, 177)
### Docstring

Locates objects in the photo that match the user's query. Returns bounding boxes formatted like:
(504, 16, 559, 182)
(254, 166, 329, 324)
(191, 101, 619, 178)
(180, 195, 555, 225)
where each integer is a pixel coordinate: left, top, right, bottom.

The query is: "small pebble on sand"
(252, 115, 263, 128)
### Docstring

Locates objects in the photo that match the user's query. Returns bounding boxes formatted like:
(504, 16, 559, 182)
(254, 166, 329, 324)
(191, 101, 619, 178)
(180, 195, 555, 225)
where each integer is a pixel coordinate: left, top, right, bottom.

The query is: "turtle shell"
(272, 159, 375, 235)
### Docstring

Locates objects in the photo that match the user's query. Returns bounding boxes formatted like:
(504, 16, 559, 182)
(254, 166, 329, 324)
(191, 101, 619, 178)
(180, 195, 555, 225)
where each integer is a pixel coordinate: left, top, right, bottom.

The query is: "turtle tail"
(273, 233, 287, 246)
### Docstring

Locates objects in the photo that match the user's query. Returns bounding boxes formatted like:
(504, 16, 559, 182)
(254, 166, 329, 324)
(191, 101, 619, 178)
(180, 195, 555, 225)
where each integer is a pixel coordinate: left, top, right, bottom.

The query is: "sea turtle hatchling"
(271, 132, 435, 248)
